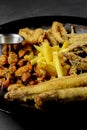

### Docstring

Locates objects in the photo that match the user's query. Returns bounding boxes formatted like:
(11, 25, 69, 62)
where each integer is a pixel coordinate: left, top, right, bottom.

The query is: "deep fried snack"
(4, 73, 87, 101)
(19, 27, 45, 44)
(45, 29, 58, 45)
(68, 33, 87, 45)
(0, 68, 13, 88)
(8, 52, 18, 64)
(18, 45, 32, 58)
(51, 21, 67, 43)
(63, 52, 87, 75)
(34, 87, 87, 108)
(15, 62, 32, 76)
(0, 55, 7, 65)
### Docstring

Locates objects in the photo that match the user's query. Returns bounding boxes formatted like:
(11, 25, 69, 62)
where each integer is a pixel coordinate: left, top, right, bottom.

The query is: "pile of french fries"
(24, 39, 70, 78)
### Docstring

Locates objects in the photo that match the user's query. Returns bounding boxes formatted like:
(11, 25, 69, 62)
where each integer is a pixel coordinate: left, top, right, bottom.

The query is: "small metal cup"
(0, 34, 24, 55)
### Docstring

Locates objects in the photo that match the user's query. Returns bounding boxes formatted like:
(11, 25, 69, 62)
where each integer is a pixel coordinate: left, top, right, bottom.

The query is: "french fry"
(42, 40, 53, 63)
(61, 40, 69, 49)
(30, 57, 38, 65)
(34, 45, 43, 52)
(52, 45, 60, 51)
(53, 51, 64, 77)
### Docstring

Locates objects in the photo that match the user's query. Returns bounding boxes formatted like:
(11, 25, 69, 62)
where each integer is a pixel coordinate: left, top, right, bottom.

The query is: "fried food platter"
(1, 15, 87, 115)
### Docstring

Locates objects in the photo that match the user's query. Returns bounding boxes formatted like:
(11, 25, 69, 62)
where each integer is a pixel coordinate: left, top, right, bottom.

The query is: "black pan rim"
(1, 15, 87, 26)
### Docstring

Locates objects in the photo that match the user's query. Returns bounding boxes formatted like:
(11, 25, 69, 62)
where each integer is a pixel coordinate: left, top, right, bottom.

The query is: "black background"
(0, 0, 87, 25)
(0, 0, 87, 129)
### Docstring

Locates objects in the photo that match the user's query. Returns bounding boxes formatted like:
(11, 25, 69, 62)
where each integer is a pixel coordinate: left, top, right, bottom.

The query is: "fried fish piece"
(4, 73, 87, 101)
(68, 33, 87, 46)
(51, 21, 67, 43)
(63, 52, 87, 75)
(34, 87, 87, 108)
(19, 27, 45, 44)
(45, 29, 58, 45)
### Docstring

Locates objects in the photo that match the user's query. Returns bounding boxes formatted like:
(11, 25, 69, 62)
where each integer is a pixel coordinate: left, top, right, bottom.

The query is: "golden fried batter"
(8, 52, 18, 64)
(4, 73, 87, 101)
(51, 21, 67, 43)
(45, 29, 58, 45)
(15, 62, 32, 76)
(19, 27, 45, 44)
(0, 55, 7, 65)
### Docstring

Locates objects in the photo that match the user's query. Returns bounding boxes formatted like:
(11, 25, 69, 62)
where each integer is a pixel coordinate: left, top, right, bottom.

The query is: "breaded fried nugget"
(8, 52, 18, 64)
(0, 55, 7, 65)
(15, 62, 32, 76)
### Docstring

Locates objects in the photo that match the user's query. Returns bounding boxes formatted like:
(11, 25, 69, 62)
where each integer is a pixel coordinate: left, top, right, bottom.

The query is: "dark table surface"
(0, 0, 87, 129)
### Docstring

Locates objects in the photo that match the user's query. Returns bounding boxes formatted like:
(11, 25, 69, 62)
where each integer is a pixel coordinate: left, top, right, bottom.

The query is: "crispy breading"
(68, 33, 87, 48)
(15, 62, 32, 76)
(45, 29, 58, 45)
(0, 55, 7, 65)
(19, 27, 45, 44)
(51, 21, 67, 43)
(8, 52, 18, 64)
(4, 73, 87, 101)
(34, 87, 87, 108)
